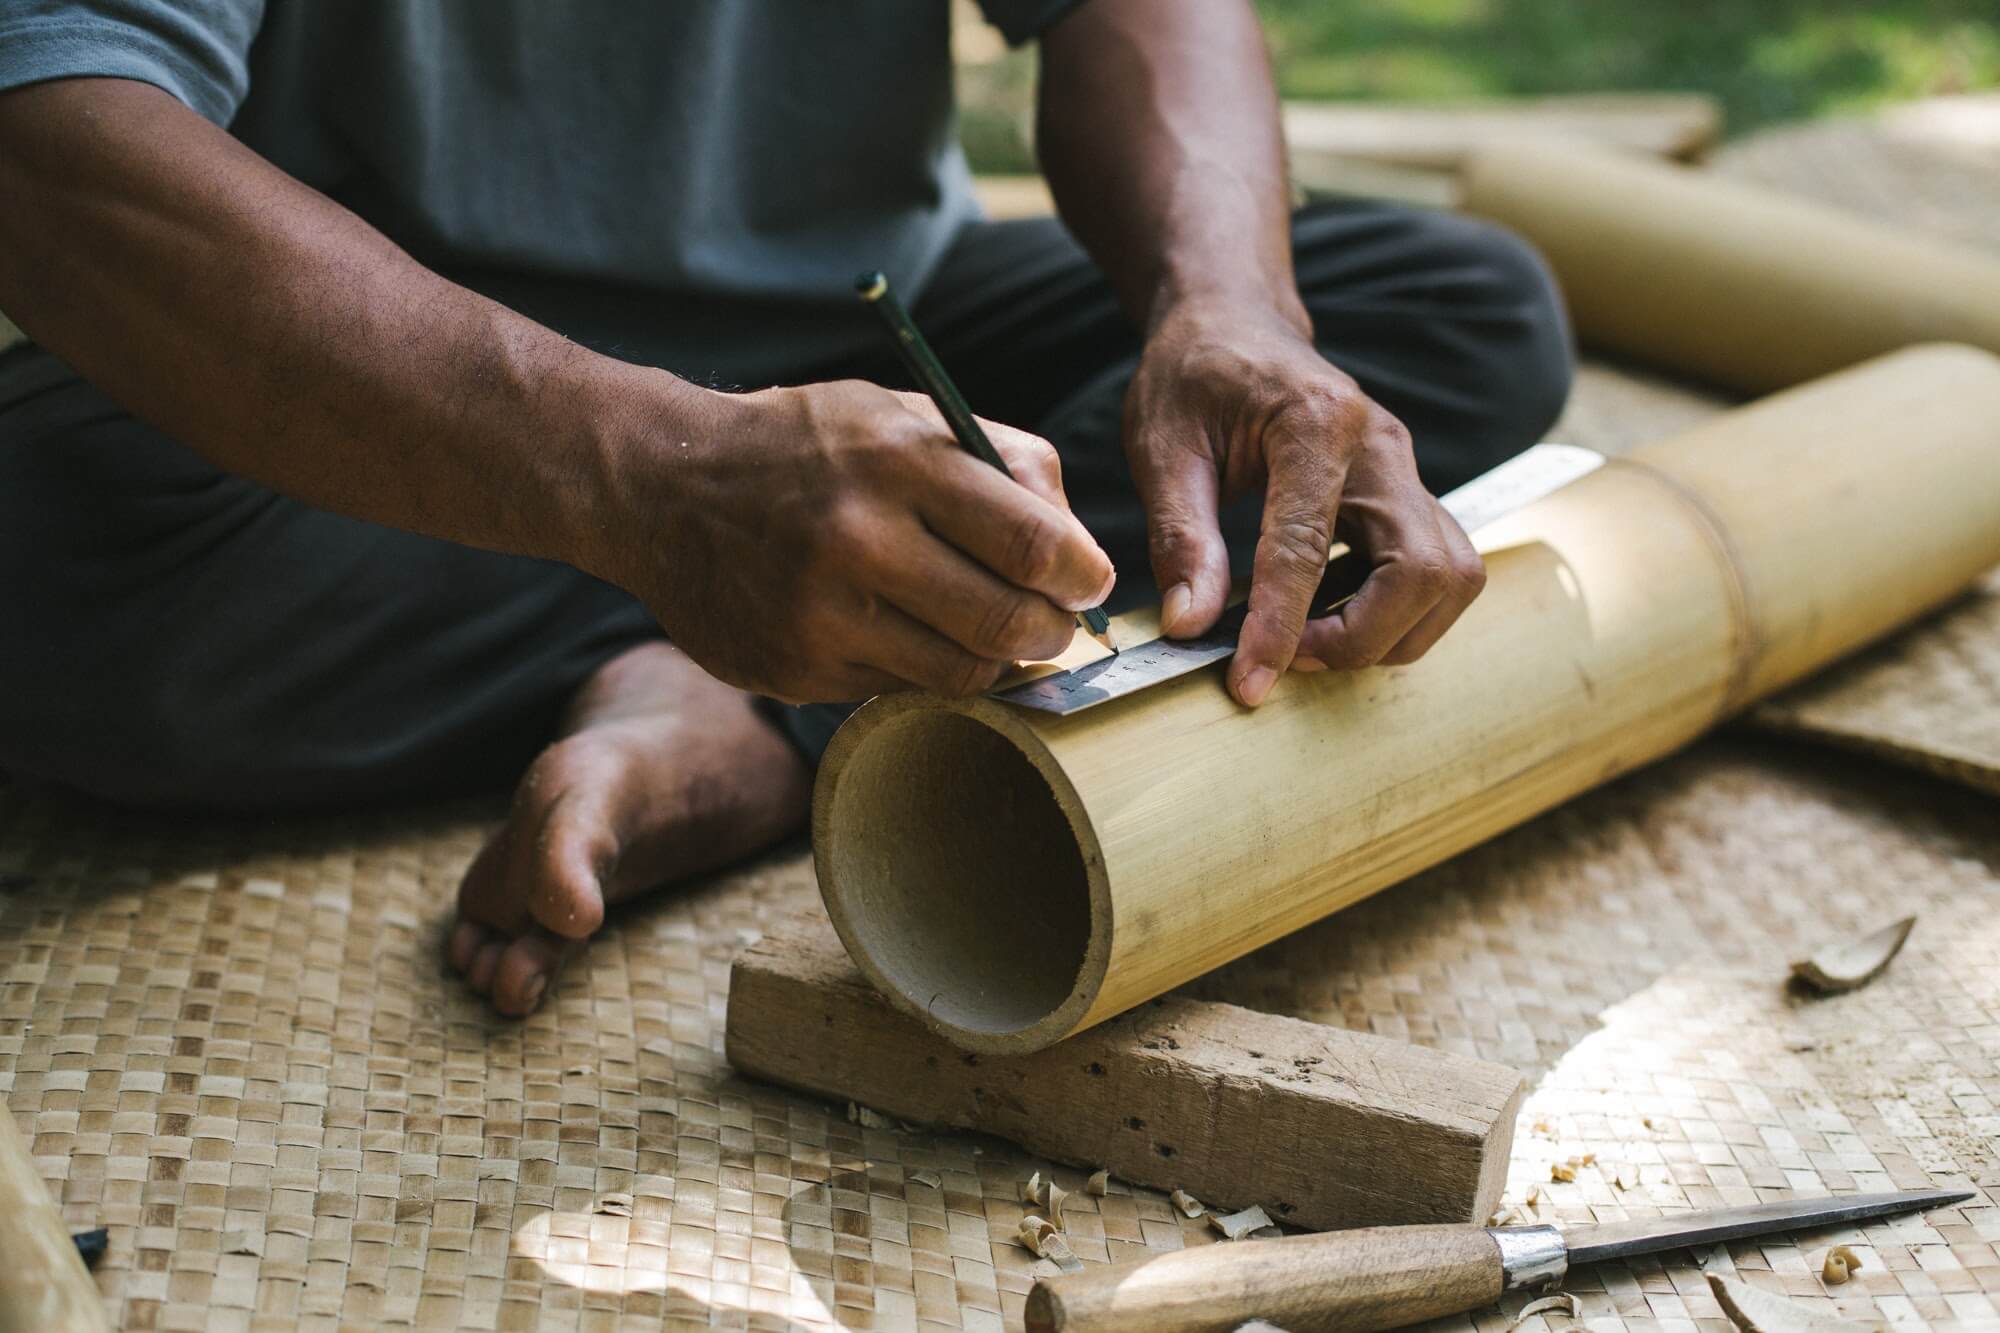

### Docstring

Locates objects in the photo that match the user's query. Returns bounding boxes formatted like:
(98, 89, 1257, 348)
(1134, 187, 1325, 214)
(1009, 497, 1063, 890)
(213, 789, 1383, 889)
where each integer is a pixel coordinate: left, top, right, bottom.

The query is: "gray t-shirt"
(0, 0, 1079, 382)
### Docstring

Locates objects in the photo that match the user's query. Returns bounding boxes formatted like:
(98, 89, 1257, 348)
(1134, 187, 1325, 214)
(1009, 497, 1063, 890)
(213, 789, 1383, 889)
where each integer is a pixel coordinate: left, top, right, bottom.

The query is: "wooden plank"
(724, 912, 1523, 1232)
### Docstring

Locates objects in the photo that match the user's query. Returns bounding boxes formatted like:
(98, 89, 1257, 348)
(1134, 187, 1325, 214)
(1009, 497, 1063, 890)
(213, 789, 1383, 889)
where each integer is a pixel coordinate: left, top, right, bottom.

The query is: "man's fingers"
(918, 449, 1115, 613)
(1228, 426, 1348, 707)
(854, 602, 1012, 698)
(1126, 417, 1231, 638)
(987, 421, 1069, 510)
(1375, 505, 1485, 665)
(1294, 498, 1462, 671)
(865, 523, 1075, 663)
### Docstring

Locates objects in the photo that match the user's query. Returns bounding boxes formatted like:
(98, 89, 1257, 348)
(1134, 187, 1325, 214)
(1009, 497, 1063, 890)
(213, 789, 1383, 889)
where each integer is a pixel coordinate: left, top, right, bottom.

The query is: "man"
(0, 1, 1571, 1017)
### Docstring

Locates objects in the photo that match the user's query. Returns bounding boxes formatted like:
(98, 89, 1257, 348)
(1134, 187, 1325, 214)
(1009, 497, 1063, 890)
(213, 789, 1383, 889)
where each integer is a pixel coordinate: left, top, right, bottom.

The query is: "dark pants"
(0, 201, 1573, 811)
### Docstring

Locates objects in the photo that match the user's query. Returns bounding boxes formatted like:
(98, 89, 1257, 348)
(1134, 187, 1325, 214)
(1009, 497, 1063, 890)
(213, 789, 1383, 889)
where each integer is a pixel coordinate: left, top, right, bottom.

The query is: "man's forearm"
(0, 78, 701, 575)
(1036, 0, 1305, 336)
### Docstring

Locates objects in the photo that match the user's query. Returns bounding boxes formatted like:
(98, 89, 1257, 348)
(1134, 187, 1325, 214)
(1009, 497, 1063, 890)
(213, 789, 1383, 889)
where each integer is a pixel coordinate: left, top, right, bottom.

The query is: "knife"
(1024, 1188, 1970, 1332)
(993, 442, 1605, 716)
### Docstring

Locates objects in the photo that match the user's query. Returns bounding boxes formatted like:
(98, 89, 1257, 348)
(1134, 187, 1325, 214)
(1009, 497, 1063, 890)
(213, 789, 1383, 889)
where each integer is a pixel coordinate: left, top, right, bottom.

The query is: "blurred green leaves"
(1256, 0, 1999, 133)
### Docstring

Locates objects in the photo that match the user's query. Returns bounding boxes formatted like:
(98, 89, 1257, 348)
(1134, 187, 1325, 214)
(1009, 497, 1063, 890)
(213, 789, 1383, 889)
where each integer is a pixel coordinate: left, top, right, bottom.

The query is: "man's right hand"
(592, 377, 1116, 704)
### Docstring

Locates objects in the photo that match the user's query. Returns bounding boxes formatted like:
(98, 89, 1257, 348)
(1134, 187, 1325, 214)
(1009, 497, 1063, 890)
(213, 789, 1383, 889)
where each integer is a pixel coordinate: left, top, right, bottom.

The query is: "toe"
(520, 786, 613, 942)
(469, 938, 504, 992)
(457, 826, 530, 935)
(491, 932, 569, 1017)
(446, 920, 489, 973)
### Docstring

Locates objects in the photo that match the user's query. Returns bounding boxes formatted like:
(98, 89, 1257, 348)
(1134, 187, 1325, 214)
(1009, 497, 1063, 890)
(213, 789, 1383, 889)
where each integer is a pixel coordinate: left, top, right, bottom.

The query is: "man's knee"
(1294, 202, 1576, 488)
(1448, 215, 1575, 459)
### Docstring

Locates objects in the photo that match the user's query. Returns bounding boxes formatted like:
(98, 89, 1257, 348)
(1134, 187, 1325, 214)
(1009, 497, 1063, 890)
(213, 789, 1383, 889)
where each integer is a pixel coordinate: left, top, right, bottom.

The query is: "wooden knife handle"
(1024, 1224, 1505, 1333)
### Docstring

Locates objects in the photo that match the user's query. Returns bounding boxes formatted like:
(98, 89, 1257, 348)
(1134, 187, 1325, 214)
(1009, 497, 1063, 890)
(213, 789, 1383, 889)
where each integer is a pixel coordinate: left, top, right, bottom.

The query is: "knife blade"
(1025, 1187, 1971, 1333)
(993, 442, 1605, 716)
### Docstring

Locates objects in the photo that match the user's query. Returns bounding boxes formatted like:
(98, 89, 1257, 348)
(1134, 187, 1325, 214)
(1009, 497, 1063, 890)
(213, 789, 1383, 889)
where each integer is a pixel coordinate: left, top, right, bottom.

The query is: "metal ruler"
(991, 443, 1605, 716)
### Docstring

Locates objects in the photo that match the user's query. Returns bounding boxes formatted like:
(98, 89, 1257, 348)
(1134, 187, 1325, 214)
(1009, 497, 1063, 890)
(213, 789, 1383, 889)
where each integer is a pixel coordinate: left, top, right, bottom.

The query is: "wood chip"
(1086, 1168, 1110, 1196)
(1208, 1205, 1274, 1240)
(1507, 1292, 1580, 1330)
(1790, 916, 1916, 994)
(908, 1170, 942, 1190)
(1707, 1272, 1885, 1332)
(1170, 1188, 1206, 1218)
(1822, 1244, 1864, 1284)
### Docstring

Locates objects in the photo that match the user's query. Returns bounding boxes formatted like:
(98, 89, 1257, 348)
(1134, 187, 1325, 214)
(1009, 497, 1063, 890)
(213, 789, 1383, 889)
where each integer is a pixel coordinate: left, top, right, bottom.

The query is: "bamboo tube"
(0, 1105, 107, 1333)
(813, 344, 2000, 1054)
(1458, 139, 2000, 393)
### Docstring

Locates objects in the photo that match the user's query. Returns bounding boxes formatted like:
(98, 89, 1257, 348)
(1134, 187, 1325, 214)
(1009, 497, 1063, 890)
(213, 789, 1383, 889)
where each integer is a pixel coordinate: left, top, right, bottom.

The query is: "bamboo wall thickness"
(813, 345, 2000, 1054)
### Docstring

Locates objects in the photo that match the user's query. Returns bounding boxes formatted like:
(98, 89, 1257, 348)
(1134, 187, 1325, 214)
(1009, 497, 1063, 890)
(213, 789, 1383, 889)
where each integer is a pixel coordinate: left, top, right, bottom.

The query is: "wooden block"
(725, 913, 1523, 1232)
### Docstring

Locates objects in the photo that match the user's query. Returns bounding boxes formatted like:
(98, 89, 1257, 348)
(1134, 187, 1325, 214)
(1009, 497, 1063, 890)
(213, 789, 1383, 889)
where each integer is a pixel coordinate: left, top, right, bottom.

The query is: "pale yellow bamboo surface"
(2, 112, 1999, 1332)
(814, 344, 2000, 1055)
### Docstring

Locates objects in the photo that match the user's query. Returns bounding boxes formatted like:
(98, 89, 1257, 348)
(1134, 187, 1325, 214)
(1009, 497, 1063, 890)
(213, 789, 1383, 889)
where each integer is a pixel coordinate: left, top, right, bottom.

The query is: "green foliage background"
(958, 0, 2000, 172)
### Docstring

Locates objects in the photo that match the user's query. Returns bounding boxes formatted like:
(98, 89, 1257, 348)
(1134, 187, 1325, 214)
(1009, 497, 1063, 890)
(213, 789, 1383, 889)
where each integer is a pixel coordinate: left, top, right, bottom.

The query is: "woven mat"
(7, 107, 2000, 1332)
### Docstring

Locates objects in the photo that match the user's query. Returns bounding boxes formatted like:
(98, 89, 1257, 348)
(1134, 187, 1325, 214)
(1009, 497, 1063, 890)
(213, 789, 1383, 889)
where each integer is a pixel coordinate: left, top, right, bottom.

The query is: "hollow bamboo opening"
(815, 705, 1103, 1047)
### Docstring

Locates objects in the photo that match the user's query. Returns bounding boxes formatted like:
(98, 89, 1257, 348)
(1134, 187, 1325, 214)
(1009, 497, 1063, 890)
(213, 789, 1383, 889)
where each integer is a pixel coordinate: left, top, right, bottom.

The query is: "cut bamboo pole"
(1458, 138, 2000, 394)
(813, 345, 2000, 1054)
(0, 1104, 107, 1333)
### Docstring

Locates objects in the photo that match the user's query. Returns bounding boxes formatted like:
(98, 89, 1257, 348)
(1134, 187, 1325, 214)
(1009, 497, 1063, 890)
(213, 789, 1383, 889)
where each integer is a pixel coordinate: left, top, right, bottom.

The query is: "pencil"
(856, 270, 1117, 656)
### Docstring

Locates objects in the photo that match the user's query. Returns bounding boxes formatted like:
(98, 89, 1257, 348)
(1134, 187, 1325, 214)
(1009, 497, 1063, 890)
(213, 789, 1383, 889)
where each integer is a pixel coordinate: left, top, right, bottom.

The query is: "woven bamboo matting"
(6, 107, 2000, 1332)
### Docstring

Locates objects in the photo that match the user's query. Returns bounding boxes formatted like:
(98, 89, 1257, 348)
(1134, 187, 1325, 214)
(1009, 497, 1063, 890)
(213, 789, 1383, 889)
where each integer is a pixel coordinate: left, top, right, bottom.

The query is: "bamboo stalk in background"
(813, 344, 2000, 1054)
(0, 1104, 107, 1333)
(1459, 138, 2000, 394)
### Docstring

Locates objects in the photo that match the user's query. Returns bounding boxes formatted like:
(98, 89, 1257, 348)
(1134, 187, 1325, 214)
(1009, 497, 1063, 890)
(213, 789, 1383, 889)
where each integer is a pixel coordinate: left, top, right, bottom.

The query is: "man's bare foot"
(446, 641, 810, 1015)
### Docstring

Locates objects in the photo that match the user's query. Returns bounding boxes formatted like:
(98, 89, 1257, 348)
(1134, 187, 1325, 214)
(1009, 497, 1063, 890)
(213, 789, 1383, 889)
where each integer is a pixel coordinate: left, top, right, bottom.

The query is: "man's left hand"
(1124, 301, 1487, 707)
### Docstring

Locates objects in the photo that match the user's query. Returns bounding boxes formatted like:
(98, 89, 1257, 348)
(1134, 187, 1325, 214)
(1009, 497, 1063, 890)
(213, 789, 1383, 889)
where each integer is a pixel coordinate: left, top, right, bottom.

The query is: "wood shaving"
(1506, 1293, 1580, 1330)
(1550, 1159, 1578, 1183)
(847, 1101, 897, 1130)
(1086, 1168, 1110, 1196)
(1043, 1180, 1069, 1228)
(1170, 1188, 1206, 1218)
(1208, 1205, 1274, 1240)
(1020, 1171, 1044, 1205)
(1790, 916, 1915, 994)
(1822, 1244, 1864, 1284)
(1018, 1214, 1057, 1255)
(1017, 1215, 1082, 1271)
(593, 1193, 634, 1218)
(908, 1170, 942, 1190)
(1707, 1272, 1884, 1332)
